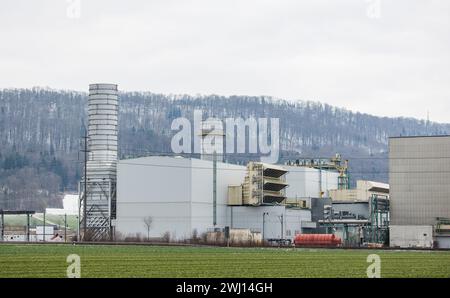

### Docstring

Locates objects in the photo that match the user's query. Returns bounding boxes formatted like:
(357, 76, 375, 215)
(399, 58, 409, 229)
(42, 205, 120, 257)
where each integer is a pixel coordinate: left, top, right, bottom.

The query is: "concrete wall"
(389, 136, 450, 226)
(231, 206, 311, 241)
(285, 208, 312, 238)
(435, 236, 450, 249)
(389, 225, 433, 248)
(285, 166, 339, 199)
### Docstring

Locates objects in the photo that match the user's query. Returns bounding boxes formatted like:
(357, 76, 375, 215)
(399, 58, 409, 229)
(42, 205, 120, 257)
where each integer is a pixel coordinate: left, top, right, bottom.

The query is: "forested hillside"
(1, 88, 449, 210)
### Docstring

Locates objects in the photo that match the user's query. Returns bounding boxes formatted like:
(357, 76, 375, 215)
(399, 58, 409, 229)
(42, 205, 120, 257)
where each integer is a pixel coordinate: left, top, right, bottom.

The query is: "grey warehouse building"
(389, 135, 450, 248)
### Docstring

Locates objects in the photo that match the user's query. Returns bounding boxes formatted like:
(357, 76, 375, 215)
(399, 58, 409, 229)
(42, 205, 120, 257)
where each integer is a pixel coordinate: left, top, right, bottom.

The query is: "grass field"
(2, 214, 78, 230)
(0, 244, 449, 278)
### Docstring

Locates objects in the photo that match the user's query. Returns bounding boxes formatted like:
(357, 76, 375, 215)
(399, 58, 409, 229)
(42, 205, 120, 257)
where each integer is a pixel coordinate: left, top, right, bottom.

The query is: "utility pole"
(80, 128, 89, 241)
(262, 212, 269, 241)
(43, 210, 46, 242)
(76, 215, 80, 242)
(319, 160, 323, 198)
(1, 211, 4, 242)
(281, 214, 283, 240)
(64, 213, 67, 243)
(278, 214, 284, 241)
(230, 206, 233, 229)
(213, 151, 217, 227)
(26, 214, 30, 242)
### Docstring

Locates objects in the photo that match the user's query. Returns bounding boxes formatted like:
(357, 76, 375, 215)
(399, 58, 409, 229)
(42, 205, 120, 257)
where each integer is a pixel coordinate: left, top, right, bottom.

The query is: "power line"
(119, 149, 450, 160)
(117, 161, 450, 175)
(9, 146, 450, 160)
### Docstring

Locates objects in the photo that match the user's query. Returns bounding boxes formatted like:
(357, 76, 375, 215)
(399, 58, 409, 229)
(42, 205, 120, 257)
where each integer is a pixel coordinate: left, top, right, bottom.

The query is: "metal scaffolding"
(79, 179, 116, 241)
(368, 194, 390, 244)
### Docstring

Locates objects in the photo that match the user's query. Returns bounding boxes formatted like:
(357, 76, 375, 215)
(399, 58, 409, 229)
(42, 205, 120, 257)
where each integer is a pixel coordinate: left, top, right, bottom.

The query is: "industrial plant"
(2, 83, 449, 250)
(70, 84, 364, 247)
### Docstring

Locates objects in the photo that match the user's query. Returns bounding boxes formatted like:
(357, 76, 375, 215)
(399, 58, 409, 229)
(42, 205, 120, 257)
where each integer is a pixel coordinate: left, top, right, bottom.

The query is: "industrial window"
(286, 230, 291, 236)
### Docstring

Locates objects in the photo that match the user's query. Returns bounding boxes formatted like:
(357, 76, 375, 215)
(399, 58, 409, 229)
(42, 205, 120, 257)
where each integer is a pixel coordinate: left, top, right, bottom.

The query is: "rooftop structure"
(242, 162, 288, 206)
(329, 180, 389, 202)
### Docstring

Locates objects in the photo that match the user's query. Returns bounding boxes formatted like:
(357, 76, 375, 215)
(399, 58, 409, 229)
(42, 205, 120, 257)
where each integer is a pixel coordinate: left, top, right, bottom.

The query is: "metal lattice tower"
(79, 83, 118, 241)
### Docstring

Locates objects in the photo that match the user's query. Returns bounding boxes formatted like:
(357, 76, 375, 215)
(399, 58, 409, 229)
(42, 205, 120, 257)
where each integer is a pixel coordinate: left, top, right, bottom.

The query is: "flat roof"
(0, 210, 36, 215)
(390, 135, 450, 139)
(332, 201, 369, 204)
(369, 186, 389, 194)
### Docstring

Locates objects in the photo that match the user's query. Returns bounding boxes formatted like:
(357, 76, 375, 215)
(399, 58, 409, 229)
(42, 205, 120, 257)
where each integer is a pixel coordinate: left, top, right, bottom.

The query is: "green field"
(2, 214, 78, 230)
(0, 244, 449, 278)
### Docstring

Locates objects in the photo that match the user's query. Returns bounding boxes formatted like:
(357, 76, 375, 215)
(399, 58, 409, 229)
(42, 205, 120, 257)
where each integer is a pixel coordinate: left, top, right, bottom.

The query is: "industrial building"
(312, 180, 391, 246)
(115, 156, 338, 242)
(389, 135, 450, 248)
(116, 156, 246, 240)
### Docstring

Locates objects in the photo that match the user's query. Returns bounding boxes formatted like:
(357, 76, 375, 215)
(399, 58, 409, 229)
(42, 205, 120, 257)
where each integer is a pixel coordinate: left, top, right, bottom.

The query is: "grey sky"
(1, 0, 449, 122)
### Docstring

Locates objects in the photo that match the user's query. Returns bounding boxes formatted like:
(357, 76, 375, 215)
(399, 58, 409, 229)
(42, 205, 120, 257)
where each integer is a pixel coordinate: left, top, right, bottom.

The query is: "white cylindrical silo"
(87, 83, 118, 179)
(82, 83, 118, 240)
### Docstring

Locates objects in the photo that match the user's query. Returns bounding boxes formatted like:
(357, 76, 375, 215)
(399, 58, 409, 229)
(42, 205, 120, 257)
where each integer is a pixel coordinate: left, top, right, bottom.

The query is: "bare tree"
(143, 216, 153, 240)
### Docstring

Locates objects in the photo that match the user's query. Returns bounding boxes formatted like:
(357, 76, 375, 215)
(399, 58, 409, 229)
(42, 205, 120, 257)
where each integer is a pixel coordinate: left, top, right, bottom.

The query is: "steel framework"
(79, 179, 116, 241)
(368, 194, 390, 244)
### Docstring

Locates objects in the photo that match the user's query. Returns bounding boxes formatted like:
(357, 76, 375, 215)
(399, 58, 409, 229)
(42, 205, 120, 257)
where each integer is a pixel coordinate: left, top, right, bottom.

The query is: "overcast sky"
(1, 0, 449, 122)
